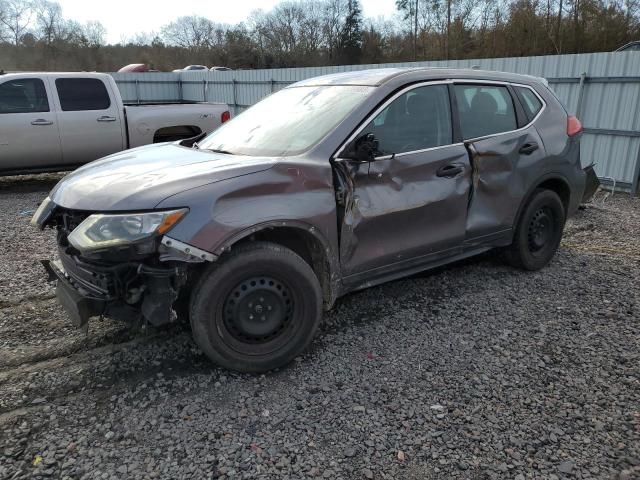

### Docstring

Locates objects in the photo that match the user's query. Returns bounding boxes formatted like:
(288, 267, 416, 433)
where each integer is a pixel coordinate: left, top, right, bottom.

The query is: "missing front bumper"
(42, 260, 106, 328)
(42, 257, 182, 328)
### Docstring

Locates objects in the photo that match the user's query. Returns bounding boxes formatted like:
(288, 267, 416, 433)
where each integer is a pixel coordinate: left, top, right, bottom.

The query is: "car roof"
(291, 67, 546, 87)
(615, 40, 640, 51)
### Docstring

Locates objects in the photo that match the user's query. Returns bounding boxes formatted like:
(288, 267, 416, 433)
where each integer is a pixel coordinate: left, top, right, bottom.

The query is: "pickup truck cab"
(0, 72, 230, 174)
(33, 68, 587, 373)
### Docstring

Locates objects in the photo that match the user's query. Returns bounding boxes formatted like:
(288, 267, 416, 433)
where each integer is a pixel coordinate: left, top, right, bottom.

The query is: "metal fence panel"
(112, 72, 181, 103)
(111, 52, 640, 192)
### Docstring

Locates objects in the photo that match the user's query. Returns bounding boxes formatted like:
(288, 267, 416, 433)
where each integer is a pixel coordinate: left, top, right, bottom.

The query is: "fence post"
(203, 79, 207, 102)
(270, 79, 275, 93)
(135, 79, 140, 105)
(575, 72, 587, 117)
(232, 79, 237, 114)
(178, 78, 183, 103)
(632, 143, 640, 196)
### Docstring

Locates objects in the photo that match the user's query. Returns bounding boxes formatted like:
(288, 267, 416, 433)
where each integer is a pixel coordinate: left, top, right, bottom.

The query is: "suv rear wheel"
(190, 241, 322, 372)
(506, 188, 566, 270)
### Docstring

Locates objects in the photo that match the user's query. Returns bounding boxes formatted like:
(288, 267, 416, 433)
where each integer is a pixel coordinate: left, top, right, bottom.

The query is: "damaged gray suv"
(33, 68, 589, 372)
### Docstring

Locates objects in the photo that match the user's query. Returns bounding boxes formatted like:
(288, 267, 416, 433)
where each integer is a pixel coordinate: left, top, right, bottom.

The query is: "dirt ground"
(0, 176, 638, 479)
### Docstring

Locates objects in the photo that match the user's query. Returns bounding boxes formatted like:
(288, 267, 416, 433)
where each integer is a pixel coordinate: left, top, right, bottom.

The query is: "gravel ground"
(0, 176, 638, 480)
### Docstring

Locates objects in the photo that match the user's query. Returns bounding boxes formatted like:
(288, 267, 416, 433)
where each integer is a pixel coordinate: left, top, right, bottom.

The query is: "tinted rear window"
(455, 84, 517, 139)
(55, 78, 111, 111)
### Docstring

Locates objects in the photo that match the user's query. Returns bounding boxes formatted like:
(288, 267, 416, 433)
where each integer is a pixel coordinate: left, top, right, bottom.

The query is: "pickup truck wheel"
(190, 241, 322, 373)
(506, 188, 565, 270)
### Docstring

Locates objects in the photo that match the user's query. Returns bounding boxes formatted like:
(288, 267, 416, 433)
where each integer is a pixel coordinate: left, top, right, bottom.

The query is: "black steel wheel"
(506, 188, 565, 270)
(223, 276, 293, 344)
(190, 241, 322, 373)
(527, 207, 554, 254)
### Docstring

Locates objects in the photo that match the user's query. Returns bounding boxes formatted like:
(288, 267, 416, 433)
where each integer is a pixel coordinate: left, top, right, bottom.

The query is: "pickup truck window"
(363, 84, 452, 156)
(55, 78, 111, 111)
(0, 78, 49, 114)
(198, 85, 373, 157)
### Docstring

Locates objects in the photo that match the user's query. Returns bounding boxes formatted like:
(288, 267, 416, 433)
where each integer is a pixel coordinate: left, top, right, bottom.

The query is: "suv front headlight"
(67, 209, 188, 253)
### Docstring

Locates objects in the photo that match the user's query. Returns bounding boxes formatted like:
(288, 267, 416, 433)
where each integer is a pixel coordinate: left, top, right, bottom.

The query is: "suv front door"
(336, 83, 472, 282)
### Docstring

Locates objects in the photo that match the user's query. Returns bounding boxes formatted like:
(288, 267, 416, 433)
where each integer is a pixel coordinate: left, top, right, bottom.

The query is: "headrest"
(470, 91, 498, 114)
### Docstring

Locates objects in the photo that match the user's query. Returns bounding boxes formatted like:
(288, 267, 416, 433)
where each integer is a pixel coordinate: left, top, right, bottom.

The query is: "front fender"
(155, 162, 339, 262)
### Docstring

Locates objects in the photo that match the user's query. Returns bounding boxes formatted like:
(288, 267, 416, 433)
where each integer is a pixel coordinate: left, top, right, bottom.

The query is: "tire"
(189, 241, 322, 373)
(506, 188, 566, 271)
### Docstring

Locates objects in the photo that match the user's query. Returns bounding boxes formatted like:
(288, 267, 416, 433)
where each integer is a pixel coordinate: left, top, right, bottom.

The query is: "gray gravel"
(0, 175, 638, 479)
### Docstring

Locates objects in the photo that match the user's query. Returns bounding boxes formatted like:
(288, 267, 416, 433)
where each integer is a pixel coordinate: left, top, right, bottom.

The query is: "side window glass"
(455, 84, 517, 139)
(362, 84, 452, 156)
(0, 78, 49, 114)
(55, 78, 111, 111)
(515, 86, 543, 121)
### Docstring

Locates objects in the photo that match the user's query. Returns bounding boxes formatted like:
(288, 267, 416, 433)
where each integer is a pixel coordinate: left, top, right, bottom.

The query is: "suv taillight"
(567, 115, 583, 136)
(221, 111, 231, 124)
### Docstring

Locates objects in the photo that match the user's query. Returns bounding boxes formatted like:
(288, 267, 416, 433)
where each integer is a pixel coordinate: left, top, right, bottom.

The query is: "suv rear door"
(336, 82, 472, 280)
(453, 82, 547, 244)
(50, 76, 125, 165)
(0, 76, 62, 172)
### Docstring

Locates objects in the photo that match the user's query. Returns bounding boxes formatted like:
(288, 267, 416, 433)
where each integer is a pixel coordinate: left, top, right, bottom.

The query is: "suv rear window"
(455, 84, 517, 139)
(515, 86, 543, 121)
(0, 78, 49, 114)
(55, 78, 111, 111)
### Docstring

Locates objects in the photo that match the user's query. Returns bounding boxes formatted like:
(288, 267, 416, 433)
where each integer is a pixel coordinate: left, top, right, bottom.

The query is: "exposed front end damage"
(34, 204, 210, 329)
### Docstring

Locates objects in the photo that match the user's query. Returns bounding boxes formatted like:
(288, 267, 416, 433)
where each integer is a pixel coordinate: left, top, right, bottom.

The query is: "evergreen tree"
(338, 0, 363, 63)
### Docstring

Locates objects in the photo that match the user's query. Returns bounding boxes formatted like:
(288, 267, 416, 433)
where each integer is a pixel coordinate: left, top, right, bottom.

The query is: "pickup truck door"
(49, 76, 125, 165)
(336, 83, 472, 280)
(0, 77, 62, 172)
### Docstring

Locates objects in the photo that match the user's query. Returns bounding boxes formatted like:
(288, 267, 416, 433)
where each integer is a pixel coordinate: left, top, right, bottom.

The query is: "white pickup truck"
(0, 72, 231, 175)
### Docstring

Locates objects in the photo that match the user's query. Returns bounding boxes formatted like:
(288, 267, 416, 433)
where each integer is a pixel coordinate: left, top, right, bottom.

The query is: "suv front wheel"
(506, 188, 566, 270)
(190, 241, 322, 373)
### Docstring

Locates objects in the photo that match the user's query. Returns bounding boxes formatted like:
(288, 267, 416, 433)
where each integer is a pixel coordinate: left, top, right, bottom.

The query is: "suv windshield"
(198, 85, 374, 157)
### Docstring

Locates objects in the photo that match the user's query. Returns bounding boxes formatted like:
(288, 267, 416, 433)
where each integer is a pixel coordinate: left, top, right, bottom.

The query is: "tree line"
(1, 0, 639, 73)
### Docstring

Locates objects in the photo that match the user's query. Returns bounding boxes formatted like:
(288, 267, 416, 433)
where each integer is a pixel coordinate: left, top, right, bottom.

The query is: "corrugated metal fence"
(112, 52, 640, 194)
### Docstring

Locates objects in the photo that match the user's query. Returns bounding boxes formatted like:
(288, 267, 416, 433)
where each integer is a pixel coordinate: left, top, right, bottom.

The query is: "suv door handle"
(436, 164, 464, 178)
(97, 116, 117, 122)
(31, 119, 53, 126)
(519, 142, 539, 155)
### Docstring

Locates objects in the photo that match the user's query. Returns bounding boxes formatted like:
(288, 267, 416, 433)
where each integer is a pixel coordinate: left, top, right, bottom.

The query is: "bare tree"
(323, 0, 349, 60)
(34, 0, 67, 44)
(161, 15, 218, 50)
(80, 21, 106, 47)
(0, 0, 34, 45)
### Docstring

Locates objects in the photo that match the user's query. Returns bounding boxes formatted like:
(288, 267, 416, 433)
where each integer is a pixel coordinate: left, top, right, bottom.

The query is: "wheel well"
(232, 227, 334, 308)
(153, 125, 202, 143)
(537, 178, 570, 214)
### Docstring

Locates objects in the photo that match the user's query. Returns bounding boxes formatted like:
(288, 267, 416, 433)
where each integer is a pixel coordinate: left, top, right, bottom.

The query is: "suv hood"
(50, 143, 276, 211)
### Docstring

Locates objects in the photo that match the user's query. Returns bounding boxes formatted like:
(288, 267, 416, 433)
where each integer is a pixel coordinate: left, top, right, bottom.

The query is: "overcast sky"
(56, 0, 399, 44)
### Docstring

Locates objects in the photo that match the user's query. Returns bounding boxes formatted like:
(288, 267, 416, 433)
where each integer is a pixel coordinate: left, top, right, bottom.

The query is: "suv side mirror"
(343, 133, 379, 162)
